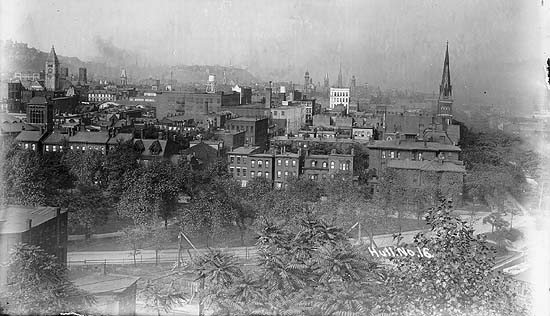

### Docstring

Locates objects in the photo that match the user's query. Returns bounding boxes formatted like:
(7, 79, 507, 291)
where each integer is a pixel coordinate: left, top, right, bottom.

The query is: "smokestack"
(265, 82, 272, 109)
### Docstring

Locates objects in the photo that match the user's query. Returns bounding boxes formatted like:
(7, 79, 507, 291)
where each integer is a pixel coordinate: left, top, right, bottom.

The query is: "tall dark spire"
(439, 41, 452, 99)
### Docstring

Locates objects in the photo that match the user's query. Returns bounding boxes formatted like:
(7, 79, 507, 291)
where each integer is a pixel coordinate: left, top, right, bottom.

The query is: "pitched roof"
(69, 131, 110, 144)
(29, 96, 48, 105)
(0, 205, 65, 234)
(387, 159, 466, 173)
(367, 140, 461, 152)
(43, 131, 70, 145)
(228, 146, 262, 155)
(15, 130, 44, 142)
(46, 46, 59, 64)
(108, 133, 134, 145)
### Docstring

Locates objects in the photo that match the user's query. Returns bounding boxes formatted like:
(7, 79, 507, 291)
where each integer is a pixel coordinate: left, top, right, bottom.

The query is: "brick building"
(367, 139, 462, 174)
(225, 117, 269, 149)
(227, 146, 263, 186)
(0, 205, 67, 285)
(302, 150, 354, 181)
(274, 152, 301, 188)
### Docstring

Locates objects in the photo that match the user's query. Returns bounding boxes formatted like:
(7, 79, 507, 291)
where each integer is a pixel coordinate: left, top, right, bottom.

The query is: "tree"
(140, 280, 187, 316)
(103, 140, 140, 201)
(117, 160, 180, 226)
(383, 200, 525, 316)
(61, 184, 110, 239)
(149, 225, 173, 265)
(118, 225, 149, 265)
(62, 148, 104, 186)
(1, 243, 94, 315)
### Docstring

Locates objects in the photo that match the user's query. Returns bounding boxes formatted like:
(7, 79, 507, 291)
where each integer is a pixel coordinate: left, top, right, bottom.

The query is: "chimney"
(351, 148, 355, 156)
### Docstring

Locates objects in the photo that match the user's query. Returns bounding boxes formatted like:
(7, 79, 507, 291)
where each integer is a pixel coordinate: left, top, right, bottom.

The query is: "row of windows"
(308, 160, 350, 170)
(331, 97, 348, 103)
(331, 91, 349, 97)
(382, 151, 432, 161)
(229, 125, 254, 133)
(309, 174, 336, 180)
(273, 110, 285, 116)
(230, 157, 298, 168)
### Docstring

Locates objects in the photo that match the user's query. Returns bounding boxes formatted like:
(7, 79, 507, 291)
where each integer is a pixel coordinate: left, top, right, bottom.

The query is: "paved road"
(68, 214, 530, 266)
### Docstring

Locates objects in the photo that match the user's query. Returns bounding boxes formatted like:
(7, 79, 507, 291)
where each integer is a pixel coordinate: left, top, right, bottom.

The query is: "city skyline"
(0, 0, 547, 111)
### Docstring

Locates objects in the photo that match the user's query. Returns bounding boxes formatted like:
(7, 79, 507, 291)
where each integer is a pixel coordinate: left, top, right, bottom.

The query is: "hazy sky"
(1, 0, 548, 109)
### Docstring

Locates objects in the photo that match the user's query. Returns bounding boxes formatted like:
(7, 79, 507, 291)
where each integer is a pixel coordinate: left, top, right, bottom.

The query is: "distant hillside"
(0, 41, 260, 85)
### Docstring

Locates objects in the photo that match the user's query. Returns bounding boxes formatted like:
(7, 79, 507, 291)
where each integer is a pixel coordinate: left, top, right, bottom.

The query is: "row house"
(88, 90, 117, 102)
(302, 149, 354, 181)
(227, 146, 263, 186)
(367, 139, 461, 174)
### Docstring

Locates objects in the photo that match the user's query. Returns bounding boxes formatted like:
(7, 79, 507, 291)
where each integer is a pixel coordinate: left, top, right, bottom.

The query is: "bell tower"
(45, 45, 60, 91)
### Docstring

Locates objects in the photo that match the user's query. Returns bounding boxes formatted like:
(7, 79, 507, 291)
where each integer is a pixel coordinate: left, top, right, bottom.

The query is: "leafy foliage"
(383, 200, 526, 316)
(1, 243, 94, 315)
(140, 280, 187, 316)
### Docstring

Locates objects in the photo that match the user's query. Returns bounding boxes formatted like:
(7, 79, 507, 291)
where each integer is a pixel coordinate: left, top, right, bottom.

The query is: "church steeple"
(337, 63, 343, 88)
(439, 41, 452, 100)
(436, 42, 453, 123)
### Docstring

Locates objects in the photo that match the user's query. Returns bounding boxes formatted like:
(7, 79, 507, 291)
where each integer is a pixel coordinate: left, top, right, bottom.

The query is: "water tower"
(206, 75, 216, 93)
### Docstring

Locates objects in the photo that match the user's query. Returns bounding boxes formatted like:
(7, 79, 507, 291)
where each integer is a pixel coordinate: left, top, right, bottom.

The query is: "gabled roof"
(108, 133, 133, 145)
(134, 139, 178, 159)
(387, 159, 466, 173)
(15, 130, 44, 142)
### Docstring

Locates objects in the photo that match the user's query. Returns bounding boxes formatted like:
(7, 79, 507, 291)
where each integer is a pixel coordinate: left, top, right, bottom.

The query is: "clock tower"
(45, 45, 60, 91)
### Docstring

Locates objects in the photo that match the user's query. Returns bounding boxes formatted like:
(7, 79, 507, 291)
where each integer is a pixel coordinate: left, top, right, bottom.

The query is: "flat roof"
(367, 140, 461, 152)
(69, 131, 110, 144)
(387, 160, 466, 173)
(228, 117, 267, 122)
(72, 274, 140, 294)
(0, 205, 65, 234)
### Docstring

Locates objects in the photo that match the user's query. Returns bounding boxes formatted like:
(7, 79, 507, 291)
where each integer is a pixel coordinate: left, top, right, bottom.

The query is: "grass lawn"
(68, 217, 428, 252)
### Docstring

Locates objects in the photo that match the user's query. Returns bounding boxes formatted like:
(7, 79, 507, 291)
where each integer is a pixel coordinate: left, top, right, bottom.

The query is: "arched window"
(322, 162, 327, 168)
(330, 161, 335, 169)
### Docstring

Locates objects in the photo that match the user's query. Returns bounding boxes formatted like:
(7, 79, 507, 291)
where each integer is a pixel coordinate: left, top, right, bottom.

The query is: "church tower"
(436, 42, 453, 125)
(337, 63, 343, 88)
(304, 70, 310, 94)
(324, 73, 329, 88)
(45, 45, 60, 91)
(120, 68, 128, 86)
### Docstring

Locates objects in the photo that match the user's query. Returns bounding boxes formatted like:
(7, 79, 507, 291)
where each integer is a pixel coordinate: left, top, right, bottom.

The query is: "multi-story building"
(0, 205, 68, 285)
(273, 152, 301, 188)
(329, 87, 350, 112)
(225, 117, 269, 149)
(88, 90, 117, 102)
(227, 146, 263, 186)
(249, 153, 276, 185)
(271, 105, 306, 134)
(367, 139, 461, 174)
(302, 149, 354, 181)
(68, 130, 111, 154)
(232, 85, 252, 105)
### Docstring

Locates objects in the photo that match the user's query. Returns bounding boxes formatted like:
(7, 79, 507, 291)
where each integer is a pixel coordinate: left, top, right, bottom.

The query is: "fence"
(67, 246, 260, 267)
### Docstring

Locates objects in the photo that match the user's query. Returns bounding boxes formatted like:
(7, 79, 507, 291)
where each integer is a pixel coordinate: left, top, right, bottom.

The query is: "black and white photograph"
(0, 0, 549, 315)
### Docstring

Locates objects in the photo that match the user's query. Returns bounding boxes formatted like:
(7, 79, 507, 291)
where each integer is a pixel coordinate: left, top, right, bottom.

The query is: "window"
(45, 145, 50, 152)
(251, 160, 255, 167)
(382, 151, 386, 158)
(285, 160, 289, 167)
(265, 172, 269, 178)
(251, 171, 255, 177)
(237, 168, 241, 176)
(311, 161, 317, 167)
(418, 152, 423, 161)
(390, 151, 395, 159)
(230, 167, 234, 173)
(258, 171, 262, 177)
(52, 146, 57, 152)
(243, 168, 247, 176)
(293, 171, 297, 176)
(322, 162, 327, 168)
(281, 111, 285, 116)
(237, 156, 241, 164)
(284, 171, 289, 177)
(277, 171, 281, 178)
(230, 156, 235, 163)
(258, 160, 263, 168)
(274, 111, 277, 116)
(277, 159, 282, 166)
(397, 152, 401, 159)
(265, 160, 270, 167)
(330, 161, 335, 169)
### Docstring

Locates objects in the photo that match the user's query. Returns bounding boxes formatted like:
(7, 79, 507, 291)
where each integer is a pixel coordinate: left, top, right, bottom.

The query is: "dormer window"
(149, 141, 162, 155)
